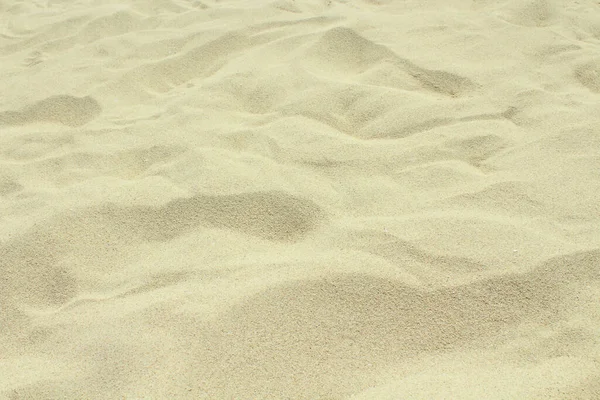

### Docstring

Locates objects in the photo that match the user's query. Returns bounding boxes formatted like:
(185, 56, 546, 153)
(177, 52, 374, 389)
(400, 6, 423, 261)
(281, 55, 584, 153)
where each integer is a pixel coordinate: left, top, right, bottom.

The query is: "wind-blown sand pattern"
(1, 0, 600, 398)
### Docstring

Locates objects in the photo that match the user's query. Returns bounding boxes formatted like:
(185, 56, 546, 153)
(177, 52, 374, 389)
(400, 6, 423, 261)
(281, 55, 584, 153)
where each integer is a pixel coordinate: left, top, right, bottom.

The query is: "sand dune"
(1, 0, 599, 398)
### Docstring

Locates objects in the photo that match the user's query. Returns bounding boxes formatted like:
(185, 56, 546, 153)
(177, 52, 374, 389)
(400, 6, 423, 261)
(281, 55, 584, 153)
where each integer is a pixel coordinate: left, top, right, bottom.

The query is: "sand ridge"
(1, 0, 600, 398)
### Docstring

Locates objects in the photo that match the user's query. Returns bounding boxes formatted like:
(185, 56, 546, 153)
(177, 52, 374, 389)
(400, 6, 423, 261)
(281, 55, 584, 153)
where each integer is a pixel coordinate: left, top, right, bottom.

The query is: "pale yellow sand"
(1, 0, 600, 398)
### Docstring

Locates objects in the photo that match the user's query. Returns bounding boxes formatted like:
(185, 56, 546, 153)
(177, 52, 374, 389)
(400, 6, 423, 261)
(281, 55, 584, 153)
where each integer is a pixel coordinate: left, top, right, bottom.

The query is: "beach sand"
(1, 0, 599, 398)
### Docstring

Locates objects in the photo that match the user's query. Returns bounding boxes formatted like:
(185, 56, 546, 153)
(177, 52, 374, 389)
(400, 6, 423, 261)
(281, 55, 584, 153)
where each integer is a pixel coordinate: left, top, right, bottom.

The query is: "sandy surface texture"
(1, 0, 600, 398)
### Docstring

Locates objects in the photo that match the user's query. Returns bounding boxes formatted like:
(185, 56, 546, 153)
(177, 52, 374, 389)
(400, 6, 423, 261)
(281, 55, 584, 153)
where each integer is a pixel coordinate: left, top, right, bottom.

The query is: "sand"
(1, 0, 600, 398)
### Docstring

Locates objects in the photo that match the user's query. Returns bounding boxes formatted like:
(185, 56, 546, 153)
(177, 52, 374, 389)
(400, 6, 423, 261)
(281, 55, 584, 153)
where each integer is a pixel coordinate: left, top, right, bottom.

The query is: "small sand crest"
(0, 95, 101, 127)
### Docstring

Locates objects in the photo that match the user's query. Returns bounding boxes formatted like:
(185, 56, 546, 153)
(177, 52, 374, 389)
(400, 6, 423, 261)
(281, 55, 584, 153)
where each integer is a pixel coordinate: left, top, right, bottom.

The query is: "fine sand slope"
(1, 0, 600, 398)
